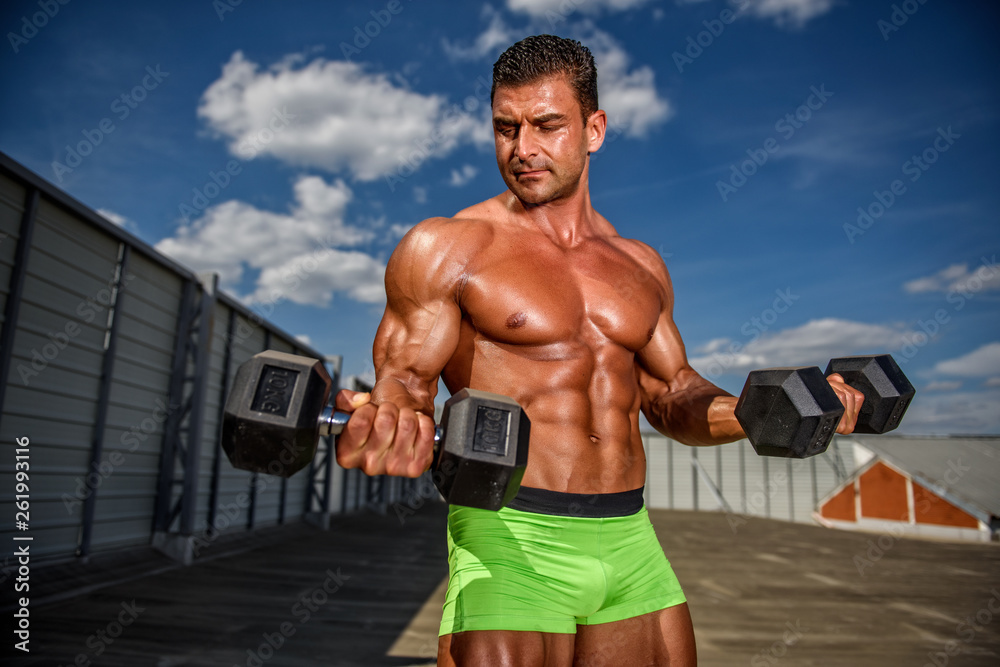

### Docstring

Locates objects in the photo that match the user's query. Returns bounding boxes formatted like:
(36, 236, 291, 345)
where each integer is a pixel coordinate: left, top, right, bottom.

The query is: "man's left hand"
(826, 373, 865, 434)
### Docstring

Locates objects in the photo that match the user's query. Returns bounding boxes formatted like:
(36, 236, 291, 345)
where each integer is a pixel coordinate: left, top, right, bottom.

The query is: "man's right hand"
(332, 389, 436, 478)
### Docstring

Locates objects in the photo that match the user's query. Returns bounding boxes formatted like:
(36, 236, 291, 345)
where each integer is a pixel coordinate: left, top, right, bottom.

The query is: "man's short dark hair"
(492, 35, 598, 121)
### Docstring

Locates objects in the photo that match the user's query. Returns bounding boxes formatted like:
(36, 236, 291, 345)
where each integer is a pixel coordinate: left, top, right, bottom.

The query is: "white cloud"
(390, 223, 415, 238)
(742, 0, 837, 28)
(449, 164, 479, 186)
(156, 175, 386, 306)
(985, 377, 1000, 388)
(695, 337, 731, 355)
(443, 7, 520, 61)
(197, 51, 481, 181)
(98, 208, 127, 227)
(900, 388, 1000, 435)
(923, 381, 962, 392)
(506, 0, 653, 18)
(585, 29, 672, 137)
(689, 318, 907, 377)
(412, 186, 428, 204)
(933, 343, 1000, 378)
(98, 208, 138, 233)
(903, 259, 1000, 294)
(675, 0, 837, 28)
(515, 0, 838, 28)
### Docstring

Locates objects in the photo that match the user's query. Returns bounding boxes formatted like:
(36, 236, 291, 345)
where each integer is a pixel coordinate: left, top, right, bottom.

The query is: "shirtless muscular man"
(332, 35, 863, 667)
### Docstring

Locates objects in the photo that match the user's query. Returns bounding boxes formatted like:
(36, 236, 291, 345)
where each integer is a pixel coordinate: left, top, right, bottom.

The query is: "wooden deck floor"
(5, 503, 1000, 666)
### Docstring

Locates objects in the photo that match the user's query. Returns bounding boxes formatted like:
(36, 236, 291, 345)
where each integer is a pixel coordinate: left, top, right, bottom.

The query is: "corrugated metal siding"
(206, 309, 268, 538)
(199, 305, 317, 537)
(0, 173, 25, 333)
(1, 198, 121, 557)
(0, 154, 349, 564)
(643, 435, 851, 526)
(200, 299, 239, 537)
(643, 433, 669, 508)
(90, 251, 181, 552)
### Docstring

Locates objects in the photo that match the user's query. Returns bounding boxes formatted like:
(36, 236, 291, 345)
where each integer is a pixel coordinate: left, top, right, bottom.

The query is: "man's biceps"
(639, 350, 692, 389)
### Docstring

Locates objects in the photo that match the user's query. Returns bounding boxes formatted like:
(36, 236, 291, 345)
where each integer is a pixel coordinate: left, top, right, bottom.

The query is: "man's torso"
(437, 195, 668, 494)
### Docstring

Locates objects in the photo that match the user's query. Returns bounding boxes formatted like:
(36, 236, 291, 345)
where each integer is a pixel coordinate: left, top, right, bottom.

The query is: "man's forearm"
(643, 373, 745, 447)
(369, 375, 436, 415)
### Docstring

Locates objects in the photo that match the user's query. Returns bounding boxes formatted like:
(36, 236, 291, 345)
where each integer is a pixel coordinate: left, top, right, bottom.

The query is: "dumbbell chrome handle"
(318, 406, 349, 437)
(317, 406, 442, 441)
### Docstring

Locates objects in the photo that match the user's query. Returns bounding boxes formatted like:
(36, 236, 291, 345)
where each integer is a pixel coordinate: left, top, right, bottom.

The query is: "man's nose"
(514, 126, 538, 160)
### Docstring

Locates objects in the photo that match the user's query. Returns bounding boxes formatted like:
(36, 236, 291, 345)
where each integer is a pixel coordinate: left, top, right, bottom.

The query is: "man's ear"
(586, 109, 608, 154)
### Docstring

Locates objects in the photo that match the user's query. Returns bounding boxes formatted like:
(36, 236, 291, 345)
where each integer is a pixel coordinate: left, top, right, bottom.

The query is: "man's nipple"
(506, 311, 528, 329)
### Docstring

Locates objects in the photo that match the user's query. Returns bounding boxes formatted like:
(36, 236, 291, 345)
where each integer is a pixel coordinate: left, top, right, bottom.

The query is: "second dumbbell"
(734, 354, 914, 459)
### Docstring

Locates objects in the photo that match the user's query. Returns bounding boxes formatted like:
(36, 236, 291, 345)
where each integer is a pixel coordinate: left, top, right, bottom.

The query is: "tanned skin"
(333, 75, 864, 667)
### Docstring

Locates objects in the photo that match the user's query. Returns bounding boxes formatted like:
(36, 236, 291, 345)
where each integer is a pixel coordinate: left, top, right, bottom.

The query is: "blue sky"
(1, 0, 998, 434)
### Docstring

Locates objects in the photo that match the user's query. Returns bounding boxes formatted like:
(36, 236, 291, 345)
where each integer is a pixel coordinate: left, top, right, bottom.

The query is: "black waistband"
(505, 486, 645, 518)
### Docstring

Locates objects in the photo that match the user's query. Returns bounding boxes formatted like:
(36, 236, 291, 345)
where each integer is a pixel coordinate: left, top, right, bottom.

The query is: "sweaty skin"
(333, 73, 863, 667)
(334, 75, 862, 484)
(374, 195, 714, 494)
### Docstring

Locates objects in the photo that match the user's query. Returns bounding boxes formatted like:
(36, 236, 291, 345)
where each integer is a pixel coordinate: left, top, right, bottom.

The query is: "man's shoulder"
(405, 213, 493, 239)
(608, 236, 669, 273)
(398, 196, 507, 250)
(452, 193, 508, 222)
(386, 196, 510, 296)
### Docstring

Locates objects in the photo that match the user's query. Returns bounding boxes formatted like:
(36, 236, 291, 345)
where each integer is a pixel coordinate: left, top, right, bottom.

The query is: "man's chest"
(458, 238, 663, 352)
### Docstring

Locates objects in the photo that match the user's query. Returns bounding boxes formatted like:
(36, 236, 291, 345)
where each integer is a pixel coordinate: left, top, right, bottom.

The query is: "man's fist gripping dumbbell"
(221, 350, 530, 511)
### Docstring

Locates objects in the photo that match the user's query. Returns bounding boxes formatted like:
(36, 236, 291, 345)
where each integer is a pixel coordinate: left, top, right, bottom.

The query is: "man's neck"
(508, 183, 604, 248)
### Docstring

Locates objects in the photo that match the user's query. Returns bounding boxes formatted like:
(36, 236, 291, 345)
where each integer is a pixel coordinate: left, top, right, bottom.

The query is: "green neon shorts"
(439, 491, 686, 635)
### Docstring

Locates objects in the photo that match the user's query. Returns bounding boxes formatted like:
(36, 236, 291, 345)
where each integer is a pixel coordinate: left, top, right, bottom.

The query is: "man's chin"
(506, 179, 557, 205)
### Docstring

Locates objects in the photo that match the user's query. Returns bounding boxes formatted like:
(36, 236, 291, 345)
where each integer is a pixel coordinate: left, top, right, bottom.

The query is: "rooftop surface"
(6, 503, 999, 666)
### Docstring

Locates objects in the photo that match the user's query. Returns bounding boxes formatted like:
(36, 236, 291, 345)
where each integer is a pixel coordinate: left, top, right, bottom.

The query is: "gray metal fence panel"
(190, 296, 227, 538)
(0, 154, 342, 566)
(643, 434, 853, 526)
(89, 251, 182, 553)
(643, 433, 670, 508)
(670, 439, 696, 511)
(207, 309, 267, 539)
(0, 173, 25, 331)
(201, 298, 235, 539)
(718, 440, 747, 509)
(0, 198, 120, 558)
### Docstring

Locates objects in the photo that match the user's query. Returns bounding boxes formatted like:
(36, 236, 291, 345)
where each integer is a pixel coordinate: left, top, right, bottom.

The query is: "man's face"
(492, 75, 603, 205)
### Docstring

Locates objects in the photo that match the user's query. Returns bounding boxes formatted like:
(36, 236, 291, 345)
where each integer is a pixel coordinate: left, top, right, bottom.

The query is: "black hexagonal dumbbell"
(734, 354, 915, 459)
(824, 354, 915, 434)
(221, 350, 530, 510)
(734, 366, 845, 459)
